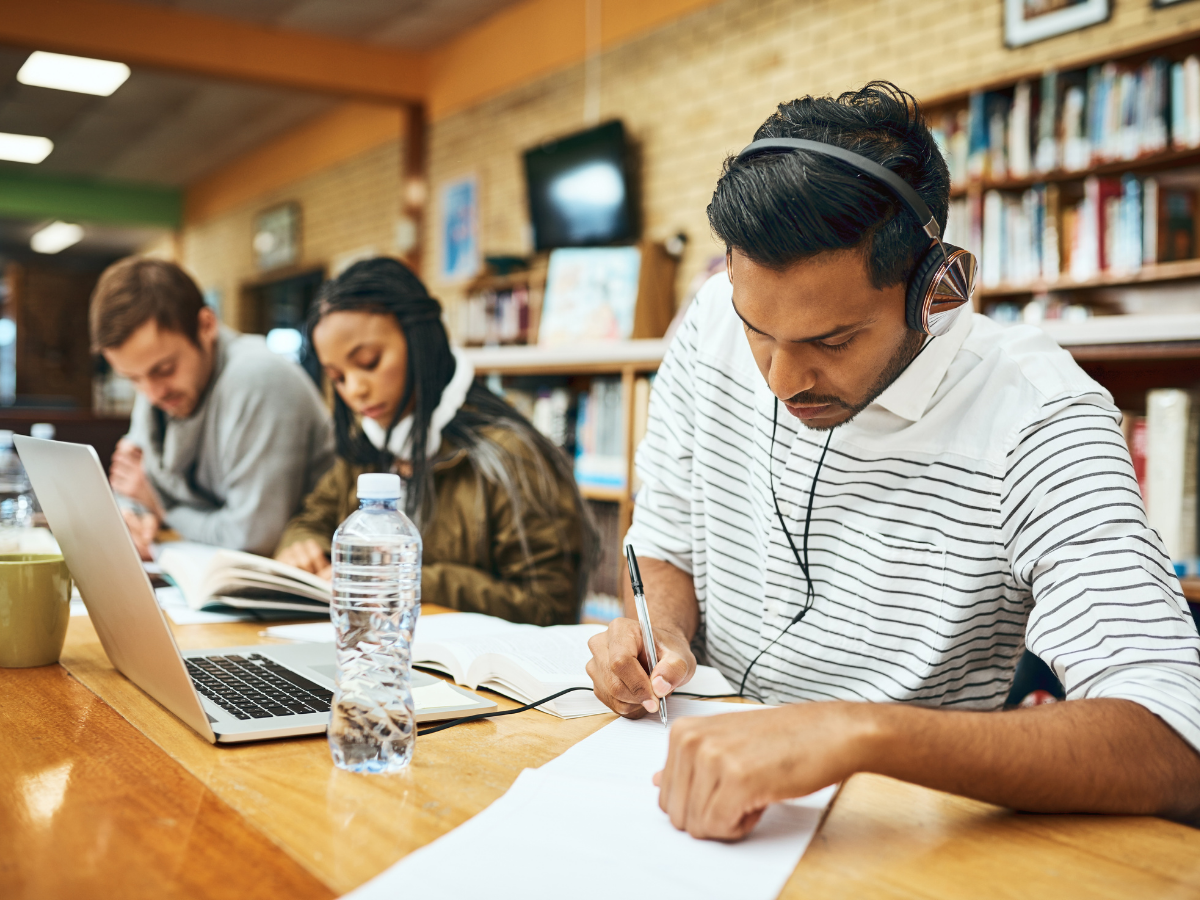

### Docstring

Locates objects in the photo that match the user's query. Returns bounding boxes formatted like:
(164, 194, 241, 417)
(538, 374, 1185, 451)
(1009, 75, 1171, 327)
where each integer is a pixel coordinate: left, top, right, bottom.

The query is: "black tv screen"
(524, 121, 635, 251)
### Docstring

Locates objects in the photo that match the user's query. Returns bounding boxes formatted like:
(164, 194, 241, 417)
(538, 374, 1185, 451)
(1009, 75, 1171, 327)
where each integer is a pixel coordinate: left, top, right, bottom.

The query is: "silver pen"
(626, 544, 669, 727)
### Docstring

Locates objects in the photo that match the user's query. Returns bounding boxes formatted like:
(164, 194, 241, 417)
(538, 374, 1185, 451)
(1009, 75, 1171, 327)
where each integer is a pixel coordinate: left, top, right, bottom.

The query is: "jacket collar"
(870, 307, 973, 423)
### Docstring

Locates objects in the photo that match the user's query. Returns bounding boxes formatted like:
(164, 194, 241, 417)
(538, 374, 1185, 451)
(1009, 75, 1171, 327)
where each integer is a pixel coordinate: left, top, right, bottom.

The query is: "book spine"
(1146, 389, 1198, 571)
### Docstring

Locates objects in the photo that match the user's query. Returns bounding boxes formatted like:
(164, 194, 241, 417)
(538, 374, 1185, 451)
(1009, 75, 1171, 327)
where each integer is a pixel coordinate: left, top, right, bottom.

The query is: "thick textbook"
(158, 542, 331, 613)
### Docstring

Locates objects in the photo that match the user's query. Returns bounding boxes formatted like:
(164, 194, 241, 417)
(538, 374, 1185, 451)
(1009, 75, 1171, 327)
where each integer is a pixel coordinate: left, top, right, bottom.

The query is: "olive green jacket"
(277, 428, 586, 626)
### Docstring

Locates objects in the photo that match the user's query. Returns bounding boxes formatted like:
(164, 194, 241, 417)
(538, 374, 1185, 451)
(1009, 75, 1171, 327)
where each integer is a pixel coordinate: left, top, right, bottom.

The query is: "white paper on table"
(345, 698, 837, 900)
(155, 585, 251, 624)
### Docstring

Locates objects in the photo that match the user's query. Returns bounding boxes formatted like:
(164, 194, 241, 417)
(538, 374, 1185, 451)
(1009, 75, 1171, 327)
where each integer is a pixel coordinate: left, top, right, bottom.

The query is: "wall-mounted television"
(523, 120, 636, 251)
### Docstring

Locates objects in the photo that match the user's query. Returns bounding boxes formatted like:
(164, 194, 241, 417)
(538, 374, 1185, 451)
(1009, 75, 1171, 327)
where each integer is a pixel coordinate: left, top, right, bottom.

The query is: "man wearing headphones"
(586, 82, 1200, 839)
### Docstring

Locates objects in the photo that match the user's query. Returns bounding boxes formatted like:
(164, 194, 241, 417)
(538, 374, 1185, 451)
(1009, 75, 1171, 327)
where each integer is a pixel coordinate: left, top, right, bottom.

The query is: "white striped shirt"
(627, 274, 1200, 752)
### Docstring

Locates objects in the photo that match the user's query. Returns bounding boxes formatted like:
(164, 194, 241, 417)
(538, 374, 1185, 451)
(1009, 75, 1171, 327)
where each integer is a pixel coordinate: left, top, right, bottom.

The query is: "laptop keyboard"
(185, 653, 333, 721)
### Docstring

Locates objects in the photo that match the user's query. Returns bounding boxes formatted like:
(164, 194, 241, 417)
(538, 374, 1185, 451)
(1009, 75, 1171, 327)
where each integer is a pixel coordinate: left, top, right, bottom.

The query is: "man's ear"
(725, 249, 734, 283)
(196, 305, 219, 349)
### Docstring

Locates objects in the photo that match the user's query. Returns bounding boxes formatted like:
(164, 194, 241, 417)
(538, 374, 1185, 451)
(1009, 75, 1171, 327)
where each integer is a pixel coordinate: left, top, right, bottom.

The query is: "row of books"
(499, 375, 656, 493)
(1123, 390, 1200, 576)
(459, 286, 534, 346)
(930, 56, 1196, 185)
(946, 174, 1199, 289)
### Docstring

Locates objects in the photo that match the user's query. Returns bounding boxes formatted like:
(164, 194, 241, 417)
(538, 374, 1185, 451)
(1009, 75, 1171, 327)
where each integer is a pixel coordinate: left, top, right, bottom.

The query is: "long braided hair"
(309, 257, 597, 608)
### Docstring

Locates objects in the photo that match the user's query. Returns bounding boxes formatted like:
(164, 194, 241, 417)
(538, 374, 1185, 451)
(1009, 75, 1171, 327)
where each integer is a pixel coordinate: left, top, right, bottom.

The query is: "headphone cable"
(737, 401, 833, 698)
(420, 396, 841, 734)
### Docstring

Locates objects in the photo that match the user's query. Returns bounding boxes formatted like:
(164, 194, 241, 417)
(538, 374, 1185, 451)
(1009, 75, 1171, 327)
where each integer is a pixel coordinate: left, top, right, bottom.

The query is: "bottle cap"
(0, 430, 14, 449)
(30, 423, 55, 441)
(357, 473, 402, 500)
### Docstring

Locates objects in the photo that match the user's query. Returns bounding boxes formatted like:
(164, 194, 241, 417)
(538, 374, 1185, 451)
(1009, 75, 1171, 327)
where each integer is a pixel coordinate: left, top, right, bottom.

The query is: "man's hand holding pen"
(585, 618, 695, 718)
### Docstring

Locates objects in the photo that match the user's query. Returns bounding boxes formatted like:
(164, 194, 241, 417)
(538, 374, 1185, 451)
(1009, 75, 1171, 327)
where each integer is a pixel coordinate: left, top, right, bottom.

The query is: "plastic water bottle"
(0, 430, 33, 547)
(328, 473, 422, 773)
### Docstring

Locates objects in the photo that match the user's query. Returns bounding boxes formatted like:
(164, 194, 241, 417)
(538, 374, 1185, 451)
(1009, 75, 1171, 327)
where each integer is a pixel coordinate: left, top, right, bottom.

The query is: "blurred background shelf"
(1036, 313, 1200, 346)
(461, 339, 667, 376)
(980, 259, 1200, 297)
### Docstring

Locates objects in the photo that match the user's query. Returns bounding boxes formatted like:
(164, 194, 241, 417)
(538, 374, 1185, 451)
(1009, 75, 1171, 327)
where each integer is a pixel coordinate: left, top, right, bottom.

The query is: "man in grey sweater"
(90, 257, 334, 557)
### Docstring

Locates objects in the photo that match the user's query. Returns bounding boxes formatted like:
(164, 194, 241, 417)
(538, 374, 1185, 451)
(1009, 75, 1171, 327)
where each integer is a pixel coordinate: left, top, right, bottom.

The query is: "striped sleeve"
(1003, 393, 1200, 750)
(624, 293, 704, 575)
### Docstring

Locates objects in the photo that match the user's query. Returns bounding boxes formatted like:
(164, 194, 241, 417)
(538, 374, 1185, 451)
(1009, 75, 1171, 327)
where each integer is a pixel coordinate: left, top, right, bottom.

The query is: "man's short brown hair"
(90, 257, 206, 353)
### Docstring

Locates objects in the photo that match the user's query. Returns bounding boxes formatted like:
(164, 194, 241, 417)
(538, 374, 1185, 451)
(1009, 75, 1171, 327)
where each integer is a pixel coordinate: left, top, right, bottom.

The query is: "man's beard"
(786, 328, 925, 432)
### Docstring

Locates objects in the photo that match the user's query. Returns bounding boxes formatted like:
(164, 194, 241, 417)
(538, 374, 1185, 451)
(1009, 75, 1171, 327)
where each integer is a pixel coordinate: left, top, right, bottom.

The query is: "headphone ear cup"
(904, 242, 977, 336)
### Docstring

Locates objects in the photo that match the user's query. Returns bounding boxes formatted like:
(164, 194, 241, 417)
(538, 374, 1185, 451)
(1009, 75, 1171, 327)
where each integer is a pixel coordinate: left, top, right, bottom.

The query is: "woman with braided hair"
(276, 257, 595, 625)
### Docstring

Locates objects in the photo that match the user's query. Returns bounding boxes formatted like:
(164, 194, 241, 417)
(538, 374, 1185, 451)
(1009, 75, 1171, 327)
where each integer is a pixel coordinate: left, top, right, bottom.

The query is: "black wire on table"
(415, 686, 747, 736)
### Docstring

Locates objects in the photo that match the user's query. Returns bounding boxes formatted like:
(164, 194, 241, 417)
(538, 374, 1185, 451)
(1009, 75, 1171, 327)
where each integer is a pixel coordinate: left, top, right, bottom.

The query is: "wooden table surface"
(4, 610, 1200, 899)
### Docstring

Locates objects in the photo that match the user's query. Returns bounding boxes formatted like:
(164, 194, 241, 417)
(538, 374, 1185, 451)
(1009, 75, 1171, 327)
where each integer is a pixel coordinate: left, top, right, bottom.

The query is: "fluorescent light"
(0, 133, 53, 164)
(30, 222, 84, 255)
(17, 51, 130, 97)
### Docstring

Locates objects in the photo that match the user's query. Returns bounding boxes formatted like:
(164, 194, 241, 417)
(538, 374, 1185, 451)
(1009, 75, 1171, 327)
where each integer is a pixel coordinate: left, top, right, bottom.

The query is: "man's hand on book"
(586, 617, 696, 718)
(276, 538, 332, 581)
(110, 439, 164, 521)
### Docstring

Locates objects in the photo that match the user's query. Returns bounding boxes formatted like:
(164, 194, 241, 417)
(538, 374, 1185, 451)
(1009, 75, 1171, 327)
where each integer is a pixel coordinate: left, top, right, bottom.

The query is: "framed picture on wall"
(439, 174, 480, 282)
(1004, 0, 1110, 47)
(253, 202, 300, 272)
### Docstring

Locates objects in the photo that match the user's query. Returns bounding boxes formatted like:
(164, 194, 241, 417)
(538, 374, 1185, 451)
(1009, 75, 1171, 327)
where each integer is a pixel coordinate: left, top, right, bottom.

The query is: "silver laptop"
(17, 436, 495, 744)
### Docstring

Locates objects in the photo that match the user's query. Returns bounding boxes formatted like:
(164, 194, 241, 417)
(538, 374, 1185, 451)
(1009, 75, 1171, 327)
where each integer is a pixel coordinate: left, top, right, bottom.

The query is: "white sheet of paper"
(156, 585, 250, 624)
(264, 621, 335, 642)
(412, 680, 474, 711)
(346, 698, 835, 900)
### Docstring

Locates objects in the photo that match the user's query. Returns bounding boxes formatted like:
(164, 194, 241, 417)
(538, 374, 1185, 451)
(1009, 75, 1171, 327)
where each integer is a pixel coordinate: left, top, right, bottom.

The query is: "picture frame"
(1004, 0, 1110, 48)
(252, 202, 300, 272)
(439, 174, 480, 282)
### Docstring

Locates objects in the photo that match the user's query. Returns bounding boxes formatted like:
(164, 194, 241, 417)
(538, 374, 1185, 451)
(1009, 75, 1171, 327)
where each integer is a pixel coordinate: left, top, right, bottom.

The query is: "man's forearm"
(621, 556, 699, 642)
(858, 698, 1200, 820)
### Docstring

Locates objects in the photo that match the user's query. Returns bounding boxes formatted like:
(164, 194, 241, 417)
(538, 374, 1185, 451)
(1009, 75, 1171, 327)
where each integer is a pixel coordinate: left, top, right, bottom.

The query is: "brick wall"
(424, 0, 1200, 328)
(180, 139, 403, 326)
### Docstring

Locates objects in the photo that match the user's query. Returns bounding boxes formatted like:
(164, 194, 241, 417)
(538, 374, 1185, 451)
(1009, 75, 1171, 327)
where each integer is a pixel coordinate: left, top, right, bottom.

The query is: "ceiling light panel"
(30, 222, 84, 255)
(17, 51, 131, 97)
(0, 133, 53, 164)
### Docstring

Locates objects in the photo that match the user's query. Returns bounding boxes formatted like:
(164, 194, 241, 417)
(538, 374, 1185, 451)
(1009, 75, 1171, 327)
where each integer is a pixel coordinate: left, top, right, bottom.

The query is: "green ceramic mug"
(0, 553, 72, 668)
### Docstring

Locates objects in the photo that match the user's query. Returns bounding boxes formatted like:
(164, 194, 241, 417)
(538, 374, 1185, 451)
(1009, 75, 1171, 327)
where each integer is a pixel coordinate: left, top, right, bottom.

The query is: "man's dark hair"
(89, 257, 206, 352)
(707, 81, 950, 289)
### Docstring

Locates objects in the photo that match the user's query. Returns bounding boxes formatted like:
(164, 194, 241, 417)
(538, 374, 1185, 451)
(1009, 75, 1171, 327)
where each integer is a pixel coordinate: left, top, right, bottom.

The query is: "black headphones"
(735, 138, 977, 337)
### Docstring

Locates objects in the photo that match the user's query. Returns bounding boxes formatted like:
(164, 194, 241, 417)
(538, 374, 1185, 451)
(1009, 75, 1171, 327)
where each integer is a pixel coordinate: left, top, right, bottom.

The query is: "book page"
(208, 548, 334, 594)
(157, 543, 218, 610)
(459, 625, 604, 686)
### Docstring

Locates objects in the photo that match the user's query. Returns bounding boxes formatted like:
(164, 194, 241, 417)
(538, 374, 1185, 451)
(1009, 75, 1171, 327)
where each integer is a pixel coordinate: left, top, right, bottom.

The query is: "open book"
(267, 611, 736, 718)
(158, 542, 332, 613)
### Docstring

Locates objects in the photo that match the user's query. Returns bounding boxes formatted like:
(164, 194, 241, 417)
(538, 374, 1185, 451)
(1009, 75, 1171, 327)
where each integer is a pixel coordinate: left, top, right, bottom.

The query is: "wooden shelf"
(580, 485, 626, 503)
(1066, 340, 1200, 363)
(921, 27, 1200, 110)
(979, 258, 1200, 297)
(1030, 314, 1200, 347)
(461, 339, 667, 376)
(1181, 578, 1200, 605)
(950, 145, 1200, 198)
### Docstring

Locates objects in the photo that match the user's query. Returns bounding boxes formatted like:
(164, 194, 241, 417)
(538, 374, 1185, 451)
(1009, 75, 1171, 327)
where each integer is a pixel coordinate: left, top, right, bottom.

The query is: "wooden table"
(4, 612, 1200, 899)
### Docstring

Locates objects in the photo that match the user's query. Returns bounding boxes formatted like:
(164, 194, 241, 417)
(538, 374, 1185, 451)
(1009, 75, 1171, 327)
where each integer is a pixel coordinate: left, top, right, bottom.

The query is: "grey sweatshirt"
(125, 326, 335, 555)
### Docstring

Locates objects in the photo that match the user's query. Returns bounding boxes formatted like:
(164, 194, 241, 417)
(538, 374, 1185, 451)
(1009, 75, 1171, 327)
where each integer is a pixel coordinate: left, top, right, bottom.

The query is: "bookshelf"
(921, 30, 1200, 417)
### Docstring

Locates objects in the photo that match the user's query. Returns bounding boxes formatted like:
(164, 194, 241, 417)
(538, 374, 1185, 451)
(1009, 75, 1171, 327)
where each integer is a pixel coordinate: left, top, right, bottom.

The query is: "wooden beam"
(426, 0, 724, 119)
(0, 0, 427, 103)
(185, 102, 404, 224)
